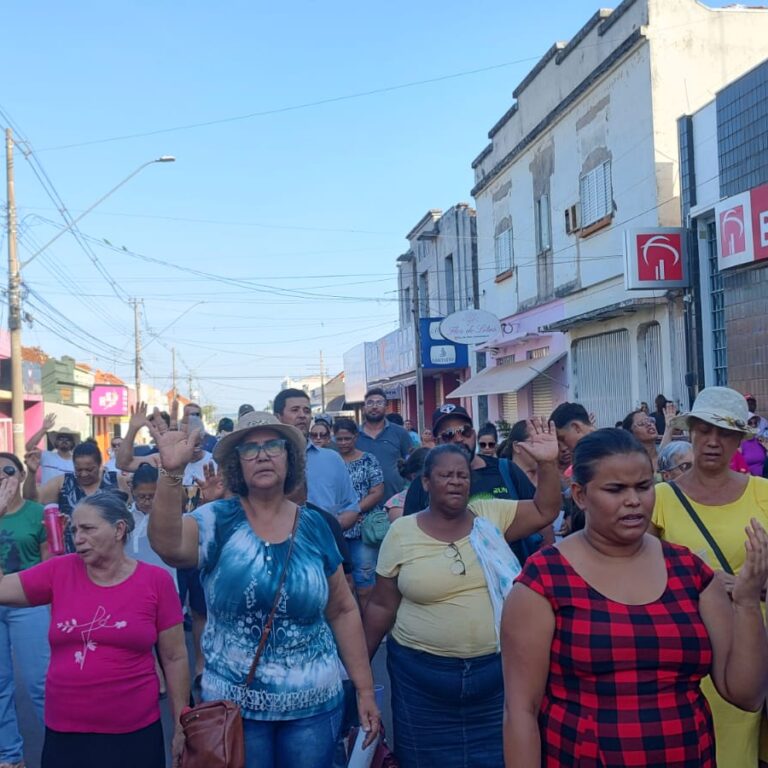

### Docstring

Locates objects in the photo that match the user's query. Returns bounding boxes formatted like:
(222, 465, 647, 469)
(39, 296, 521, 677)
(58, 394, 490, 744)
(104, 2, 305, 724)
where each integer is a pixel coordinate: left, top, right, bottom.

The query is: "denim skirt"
(386, 637, 504, 768)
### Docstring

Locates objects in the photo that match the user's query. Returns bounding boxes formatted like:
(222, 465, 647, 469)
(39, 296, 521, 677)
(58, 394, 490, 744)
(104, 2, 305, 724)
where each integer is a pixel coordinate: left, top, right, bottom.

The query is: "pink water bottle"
(44, 504, 65, 556)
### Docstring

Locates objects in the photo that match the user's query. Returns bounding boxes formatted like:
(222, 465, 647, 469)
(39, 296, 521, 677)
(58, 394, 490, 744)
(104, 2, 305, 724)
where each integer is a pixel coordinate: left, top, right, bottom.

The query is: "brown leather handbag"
(180, 510, 300, 768)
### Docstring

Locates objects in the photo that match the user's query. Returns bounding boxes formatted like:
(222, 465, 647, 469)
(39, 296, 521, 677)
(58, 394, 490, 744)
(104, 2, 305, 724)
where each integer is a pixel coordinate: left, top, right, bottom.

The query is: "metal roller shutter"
(531, 375, 553, 420)
(500, 392, 518, 424)
(640, 322, 663, 408)
(573, 330, 632, 427)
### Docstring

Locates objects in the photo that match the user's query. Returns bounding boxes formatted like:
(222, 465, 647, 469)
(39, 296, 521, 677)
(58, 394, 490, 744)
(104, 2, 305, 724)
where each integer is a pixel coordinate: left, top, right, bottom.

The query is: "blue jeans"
(346, 538, 378, 588)
(387, 637, 503, 768)
(242, 703, 343, 768)
(0, 604, 50, 762)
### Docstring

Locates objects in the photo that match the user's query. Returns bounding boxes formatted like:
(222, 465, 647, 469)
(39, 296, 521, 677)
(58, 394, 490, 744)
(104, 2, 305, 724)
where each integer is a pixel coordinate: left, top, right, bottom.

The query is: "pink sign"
(90, 386, 128, 416)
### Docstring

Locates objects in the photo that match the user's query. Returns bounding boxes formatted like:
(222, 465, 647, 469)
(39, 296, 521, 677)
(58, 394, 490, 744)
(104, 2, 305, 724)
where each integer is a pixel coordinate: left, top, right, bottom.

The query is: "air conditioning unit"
(565, 203, 580, 234)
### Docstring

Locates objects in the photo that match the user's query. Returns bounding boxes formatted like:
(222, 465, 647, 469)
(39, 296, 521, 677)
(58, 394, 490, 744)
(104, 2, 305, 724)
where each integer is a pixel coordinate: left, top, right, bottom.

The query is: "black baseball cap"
(432, 404, 473, 434)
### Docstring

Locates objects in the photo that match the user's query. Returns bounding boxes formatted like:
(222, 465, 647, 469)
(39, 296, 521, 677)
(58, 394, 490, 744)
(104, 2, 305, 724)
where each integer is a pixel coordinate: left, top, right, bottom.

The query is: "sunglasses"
(668, 461, 693, 474)
(438, 424, 474, 443)
(236, 439, 287, 461)
(309, 431, 329, 439)
(479, 441, 496, 448)
(1, 466, 17, 477)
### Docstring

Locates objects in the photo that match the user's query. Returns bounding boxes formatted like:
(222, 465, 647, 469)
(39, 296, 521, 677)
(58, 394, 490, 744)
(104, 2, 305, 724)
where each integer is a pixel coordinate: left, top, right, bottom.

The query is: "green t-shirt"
(0, 500, 46, 574)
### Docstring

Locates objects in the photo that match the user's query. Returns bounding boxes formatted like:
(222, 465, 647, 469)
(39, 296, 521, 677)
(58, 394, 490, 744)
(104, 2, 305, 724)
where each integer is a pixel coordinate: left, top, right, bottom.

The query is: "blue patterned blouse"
(191, 500, 344, 721)
(343, 452, 385, 540)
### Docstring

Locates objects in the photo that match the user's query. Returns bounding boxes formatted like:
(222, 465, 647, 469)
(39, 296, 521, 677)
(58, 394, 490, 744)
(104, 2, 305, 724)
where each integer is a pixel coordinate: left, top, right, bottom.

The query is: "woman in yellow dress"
(651, 386, 768, 767)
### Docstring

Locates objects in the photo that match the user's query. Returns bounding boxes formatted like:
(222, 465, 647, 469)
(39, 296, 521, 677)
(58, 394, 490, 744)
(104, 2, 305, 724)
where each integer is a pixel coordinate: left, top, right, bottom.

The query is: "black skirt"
(41, 719, 165, 768)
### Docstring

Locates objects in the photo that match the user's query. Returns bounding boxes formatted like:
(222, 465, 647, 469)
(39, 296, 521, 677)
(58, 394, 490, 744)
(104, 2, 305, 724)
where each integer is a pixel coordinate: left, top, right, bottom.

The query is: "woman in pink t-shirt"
(0, 490, 189, 768)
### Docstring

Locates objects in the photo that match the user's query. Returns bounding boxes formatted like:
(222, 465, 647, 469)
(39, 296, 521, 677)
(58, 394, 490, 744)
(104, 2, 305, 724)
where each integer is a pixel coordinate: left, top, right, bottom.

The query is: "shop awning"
(448, 351, 566, 398)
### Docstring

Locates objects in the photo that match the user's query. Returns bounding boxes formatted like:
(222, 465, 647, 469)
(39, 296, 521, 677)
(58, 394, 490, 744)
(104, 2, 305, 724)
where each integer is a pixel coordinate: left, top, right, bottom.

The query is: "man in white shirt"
(25, 414, 79, 484)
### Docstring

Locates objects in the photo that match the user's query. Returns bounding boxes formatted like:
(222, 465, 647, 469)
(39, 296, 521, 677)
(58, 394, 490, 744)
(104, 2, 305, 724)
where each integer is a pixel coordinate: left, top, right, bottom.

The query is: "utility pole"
(6, 130, 24, 457)
(188, 372, 193, 401)
(411, 256, 425, 434)
(131, 299, 142, 401)
(171, 346, 177, 399)
(319, 350, 326, 412)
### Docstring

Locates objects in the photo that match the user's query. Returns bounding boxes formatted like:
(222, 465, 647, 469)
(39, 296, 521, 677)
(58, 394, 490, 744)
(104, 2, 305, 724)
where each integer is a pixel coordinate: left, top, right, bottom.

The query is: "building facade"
(680, 58, 768, 405)
(468, 0, 768, 428)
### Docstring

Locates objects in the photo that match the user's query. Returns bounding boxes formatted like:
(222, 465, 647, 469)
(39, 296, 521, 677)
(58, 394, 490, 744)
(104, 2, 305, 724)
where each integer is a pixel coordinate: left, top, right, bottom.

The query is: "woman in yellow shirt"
(651, 386, 768, 768)
(363, 420, 561, 768)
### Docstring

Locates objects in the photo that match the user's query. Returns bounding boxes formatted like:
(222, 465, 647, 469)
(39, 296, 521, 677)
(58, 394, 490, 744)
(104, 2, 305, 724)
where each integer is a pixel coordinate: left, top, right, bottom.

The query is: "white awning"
(448, 351, 566, 398)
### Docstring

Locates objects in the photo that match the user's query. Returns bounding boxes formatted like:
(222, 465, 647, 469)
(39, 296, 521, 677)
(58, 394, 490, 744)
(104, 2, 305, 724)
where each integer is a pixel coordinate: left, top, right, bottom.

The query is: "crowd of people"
(1, 384, 768, 767)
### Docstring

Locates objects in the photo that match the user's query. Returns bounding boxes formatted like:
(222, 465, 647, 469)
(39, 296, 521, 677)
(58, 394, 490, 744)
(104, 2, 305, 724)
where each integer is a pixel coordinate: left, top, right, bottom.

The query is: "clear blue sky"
(0, 0, 736, 414)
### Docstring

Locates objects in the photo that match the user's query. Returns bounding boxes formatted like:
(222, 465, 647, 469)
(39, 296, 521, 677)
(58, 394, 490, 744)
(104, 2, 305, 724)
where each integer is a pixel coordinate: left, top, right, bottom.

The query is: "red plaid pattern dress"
(516, 541, 716, 767)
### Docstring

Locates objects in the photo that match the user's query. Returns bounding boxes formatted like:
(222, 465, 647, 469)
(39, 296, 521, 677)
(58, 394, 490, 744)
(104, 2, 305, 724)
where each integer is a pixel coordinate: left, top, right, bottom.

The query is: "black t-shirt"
(402, 455, 535, 515)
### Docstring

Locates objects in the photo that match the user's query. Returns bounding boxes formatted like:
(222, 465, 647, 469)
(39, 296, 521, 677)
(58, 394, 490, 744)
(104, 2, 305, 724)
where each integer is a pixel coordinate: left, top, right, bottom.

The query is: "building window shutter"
(579, 161, 612, 227)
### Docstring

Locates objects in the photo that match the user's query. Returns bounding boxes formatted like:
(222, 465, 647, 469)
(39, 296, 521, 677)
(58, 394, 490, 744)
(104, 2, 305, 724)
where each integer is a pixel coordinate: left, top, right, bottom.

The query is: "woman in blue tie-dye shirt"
(146, 410, 380, 768)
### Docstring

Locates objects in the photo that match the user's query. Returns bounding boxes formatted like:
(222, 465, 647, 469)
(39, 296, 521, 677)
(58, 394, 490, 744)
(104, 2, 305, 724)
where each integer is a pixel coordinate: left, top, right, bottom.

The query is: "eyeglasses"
(365, 398, 387, 407)
(478, 441, 496, 448)
(668, 461, 693, 474)
(438, 424, 474, 443)
(444, 543, 466, 575)
(236, 439, 287, 461)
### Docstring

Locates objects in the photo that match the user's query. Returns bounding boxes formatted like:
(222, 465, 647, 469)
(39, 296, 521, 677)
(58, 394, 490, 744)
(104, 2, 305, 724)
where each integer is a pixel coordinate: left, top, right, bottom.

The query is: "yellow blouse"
(376, 499, 518, 658)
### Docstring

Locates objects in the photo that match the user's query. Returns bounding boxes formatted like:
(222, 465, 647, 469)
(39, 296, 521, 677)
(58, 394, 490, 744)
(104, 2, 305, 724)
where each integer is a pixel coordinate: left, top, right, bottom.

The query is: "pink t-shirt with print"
(19, 554, 183, 733)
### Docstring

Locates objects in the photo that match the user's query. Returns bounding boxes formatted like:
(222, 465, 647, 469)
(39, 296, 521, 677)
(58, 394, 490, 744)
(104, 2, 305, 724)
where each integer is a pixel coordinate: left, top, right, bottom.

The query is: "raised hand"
(42, 413, 57, 431)
(129, 401, 151, 432)
(0, 475, 19, 514)
(195, 462, 225, 503)
(147, 420, 199, 474)
(24, 449, 41, 474)
(517, 418, 559, 465)
(732, 519, 768, 607)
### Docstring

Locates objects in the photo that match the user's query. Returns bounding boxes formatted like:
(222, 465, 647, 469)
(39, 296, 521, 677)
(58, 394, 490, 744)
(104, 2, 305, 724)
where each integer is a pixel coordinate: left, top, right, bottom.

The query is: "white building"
(465, 0, 768, 428)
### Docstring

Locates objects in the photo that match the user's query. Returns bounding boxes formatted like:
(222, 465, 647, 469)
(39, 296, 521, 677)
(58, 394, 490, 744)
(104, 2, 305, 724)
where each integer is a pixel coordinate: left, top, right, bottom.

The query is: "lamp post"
(4, 131, 174, 456)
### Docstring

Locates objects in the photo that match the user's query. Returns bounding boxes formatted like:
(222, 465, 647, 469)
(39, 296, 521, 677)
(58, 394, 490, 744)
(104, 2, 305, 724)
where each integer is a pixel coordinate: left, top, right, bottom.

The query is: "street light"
(4, 130, 174, 456)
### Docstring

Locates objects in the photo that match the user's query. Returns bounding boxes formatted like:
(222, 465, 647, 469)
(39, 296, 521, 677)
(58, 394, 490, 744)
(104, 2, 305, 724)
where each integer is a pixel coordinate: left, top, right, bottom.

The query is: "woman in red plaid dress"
(501, 428, 768, 767)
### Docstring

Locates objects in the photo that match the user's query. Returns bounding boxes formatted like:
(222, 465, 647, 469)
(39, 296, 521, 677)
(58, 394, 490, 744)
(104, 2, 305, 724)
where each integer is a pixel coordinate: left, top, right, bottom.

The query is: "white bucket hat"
(213, 411, 306, 464)
(669, 386, 755, 436)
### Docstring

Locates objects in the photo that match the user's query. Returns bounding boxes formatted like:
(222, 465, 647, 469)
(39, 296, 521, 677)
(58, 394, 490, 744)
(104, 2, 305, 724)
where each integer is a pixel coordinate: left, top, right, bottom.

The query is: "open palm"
(148, 417, 198, 473)
(517, 418, 559, 464)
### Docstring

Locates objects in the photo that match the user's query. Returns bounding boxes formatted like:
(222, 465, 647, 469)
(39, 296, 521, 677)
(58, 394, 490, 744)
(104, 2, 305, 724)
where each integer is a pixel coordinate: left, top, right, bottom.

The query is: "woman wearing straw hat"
(651, 386, 768, 768)
(147, 411, 380, 768)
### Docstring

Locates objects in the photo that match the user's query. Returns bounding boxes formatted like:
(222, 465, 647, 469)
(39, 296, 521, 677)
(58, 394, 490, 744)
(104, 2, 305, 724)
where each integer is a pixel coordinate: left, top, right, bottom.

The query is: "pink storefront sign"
(90, 386, 128, 416)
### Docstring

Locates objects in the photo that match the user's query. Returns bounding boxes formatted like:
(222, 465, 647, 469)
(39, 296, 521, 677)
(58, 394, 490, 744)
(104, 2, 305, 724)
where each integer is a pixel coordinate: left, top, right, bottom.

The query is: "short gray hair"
(74, 491, 135, 543)
(657, 440, 692, 473)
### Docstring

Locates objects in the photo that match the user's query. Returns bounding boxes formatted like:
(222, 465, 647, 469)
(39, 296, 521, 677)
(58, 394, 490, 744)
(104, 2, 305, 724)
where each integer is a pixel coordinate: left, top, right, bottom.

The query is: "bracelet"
(158, 467, 184, 484)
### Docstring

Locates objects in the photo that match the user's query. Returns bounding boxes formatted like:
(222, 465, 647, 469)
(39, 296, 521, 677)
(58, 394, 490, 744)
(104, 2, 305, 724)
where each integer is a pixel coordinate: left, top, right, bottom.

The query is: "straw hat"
(213, 411, 305, 464)
(49, 427, 81, 445)
(669, 386, 755, 436)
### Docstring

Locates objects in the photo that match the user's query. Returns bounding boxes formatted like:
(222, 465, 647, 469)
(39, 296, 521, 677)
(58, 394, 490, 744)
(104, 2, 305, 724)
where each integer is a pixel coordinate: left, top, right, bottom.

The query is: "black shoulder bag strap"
(669, 482, 734, 575)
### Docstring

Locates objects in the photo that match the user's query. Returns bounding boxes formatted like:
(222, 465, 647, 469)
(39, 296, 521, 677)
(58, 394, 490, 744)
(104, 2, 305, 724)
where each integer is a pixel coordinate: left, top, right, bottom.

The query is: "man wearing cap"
(355, 387, 413, 501)
(745, 394, 768, 438)
(25, 413, 78, 484)
(403, 403, 536, 515)
(273, 388, 359, 528)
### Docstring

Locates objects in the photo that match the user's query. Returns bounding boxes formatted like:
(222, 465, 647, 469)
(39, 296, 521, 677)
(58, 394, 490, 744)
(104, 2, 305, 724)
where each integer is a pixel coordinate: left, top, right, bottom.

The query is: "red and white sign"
(90, 385, 129, 416)
(714, 183, 768, 271)
(624, 228, 689, 290)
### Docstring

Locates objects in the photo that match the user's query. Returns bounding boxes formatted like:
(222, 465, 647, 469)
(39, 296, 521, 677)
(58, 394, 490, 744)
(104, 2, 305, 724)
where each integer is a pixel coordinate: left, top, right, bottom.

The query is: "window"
(526, 346, 550, 360)
(707, 222, 728, 385)
(418, 272, 429, 318)
(444, 255, 456, 315)
(579, 161, 612, 227)
(535, 193, 551, 253)
(494, 223, 514, 276)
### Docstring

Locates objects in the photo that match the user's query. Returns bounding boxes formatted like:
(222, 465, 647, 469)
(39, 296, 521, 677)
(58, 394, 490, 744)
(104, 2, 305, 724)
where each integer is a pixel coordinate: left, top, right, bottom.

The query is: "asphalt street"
(16, 632, 392, 768)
